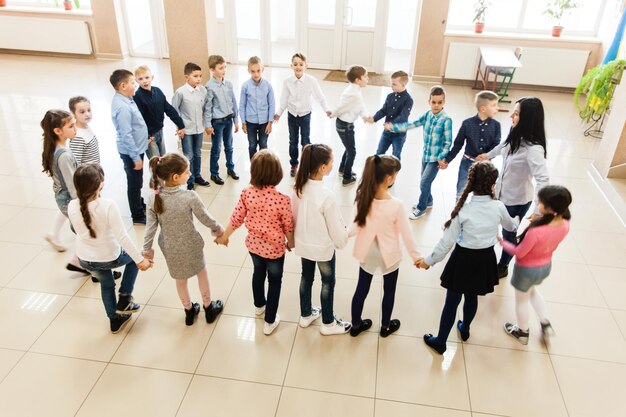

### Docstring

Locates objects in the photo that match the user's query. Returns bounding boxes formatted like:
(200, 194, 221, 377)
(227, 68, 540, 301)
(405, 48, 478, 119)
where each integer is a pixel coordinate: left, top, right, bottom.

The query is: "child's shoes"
(457, 320, 470, 341)
(116, 294, 141, 315)
(298, 307, 321, 328)
(423, 334, 447, 354)
(264, 314, 280, 335)
(185, 302, 200, 326)
(504, 322, 529, 345)
(349, 319, 372, 337)
(380, 319, 401, 338)
(255, 305, 266, 316)
(204, 300, 224, 323)
(320, 319, 351, 335)
(110, 314, 132, 334)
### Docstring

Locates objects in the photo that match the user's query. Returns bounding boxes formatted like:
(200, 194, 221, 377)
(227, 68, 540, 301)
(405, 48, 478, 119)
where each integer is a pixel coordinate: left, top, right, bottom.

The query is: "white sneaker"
(44, 235, 66, 252)
(255, 305, 266, 316)
(408, 209, 427, 220)
(264, 314, 280, 335)
(411, 204, 433, 211)
(320, 319, 352, 335)
(298, 307, 321, 328)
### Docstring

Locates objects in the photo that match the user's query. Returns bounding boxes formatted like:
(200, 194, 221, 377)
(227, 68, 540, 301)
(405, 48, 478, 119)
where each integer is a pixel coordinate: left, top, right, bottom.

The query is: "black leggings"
(436, 290, 478, 343)
(351, 267, 399, 328)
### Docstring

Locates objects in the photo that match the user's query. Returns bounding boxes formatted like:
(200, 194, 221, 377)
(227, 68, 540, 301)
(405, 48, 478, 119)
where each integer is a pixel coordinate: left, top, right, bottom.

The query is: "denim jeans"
(456, 157, 474, 197)
(211, 118, 235, 175)
(181, 133, 204, 185)
(250, 252, 284, 324)
(435, 289, 478, 343)
(288, 112, 311, 167)
(336, 119, 356, 180)
(376, 130, 406, 160)
(79, 250, 138, 319)
(300, 254, 336, 324)
(351, 267, 399, 328)
(416, 161, 439, 211)
(119, 153, 145, 221)
(499, 201, 532, 267)
(246, 121, 269, 160)
(145, 130, 166, 159)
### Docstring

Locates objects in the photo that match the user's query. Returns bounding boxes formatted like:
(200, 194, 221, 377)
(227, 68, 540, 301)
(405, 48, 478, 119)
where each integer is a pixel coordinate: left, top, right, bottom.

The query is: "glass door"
(383, 0, 419, 73)
(121, 0, 168, 58)
(340, 0, 382, 71)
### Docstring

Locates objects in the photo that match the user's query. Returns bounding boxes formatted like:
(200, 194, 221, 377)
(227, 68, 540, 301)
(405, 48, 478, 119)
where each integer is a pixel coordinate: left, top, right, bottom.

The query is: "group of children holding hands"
(39, 53, 572, 354)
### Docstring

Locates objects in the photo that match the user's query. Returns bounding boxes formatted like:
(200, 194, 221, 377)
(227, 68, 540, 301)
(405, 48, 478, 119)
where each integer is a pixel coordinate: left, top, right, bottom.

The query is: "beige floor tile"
(0, 348, 24, 382)
(0, 288, 70, 350)
(572, 230, 626, 269)
(0, 204, 22, 228)
(538, 261, 607, 307)
(112, 305, 214, 373)
(611, 309, 626, 341)
(0, 177, 50, 206)
(550, 232, 586, 264)
(0, 352, 105, 417)
(589, 265, 626, 310)
(76, 364, 192, 417)
(277, 387, 375, 417)
(197, 314, 296, 384)
(177, 375, 282, 417)
(463, 345, 567, 417)
(0, 207, 76, 246)
(375, 399, 471, 417)
(551, 355, 626, 417)
(0, 241, 43, 287)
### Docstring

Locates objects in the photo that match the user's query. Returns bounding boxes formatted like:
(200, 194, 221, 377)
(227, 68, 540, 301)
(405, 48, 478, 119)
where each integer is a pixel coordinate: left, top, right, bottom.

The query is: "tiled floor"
(0, 53, 625, 417)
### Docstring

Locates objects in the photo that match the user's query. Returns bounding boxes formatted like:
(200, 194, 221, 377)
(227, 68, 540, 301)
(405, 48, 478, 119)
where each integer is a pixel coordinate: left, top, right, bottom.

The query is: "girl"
(419, 161, 519, 355)
(68, 164, 151, 334)
(143, 153, 225, 326)
(215, 150, 294, 336)
(349, 155, 422, 338)
(502, 185, 572, 345)
(292, 144, 351, 335)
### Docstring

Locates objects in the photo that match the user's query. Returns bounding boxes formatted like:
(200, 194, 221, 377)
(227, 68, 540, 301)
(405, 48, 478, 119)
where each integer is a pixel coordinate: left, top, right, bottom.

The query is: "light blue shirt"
(111, 93, 149, 162)
(425, 195, 519, 266)
(171, 83, 210, 135)
(205, 77, 239, 126)
(239, 78, 275, 124)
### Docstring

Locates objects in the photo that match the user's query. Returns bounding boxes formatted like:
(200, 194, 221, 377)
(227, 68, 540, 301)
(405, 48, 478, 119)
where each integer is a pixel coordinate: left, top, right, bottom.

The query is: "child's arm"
(323, 198, 349, 250)
(279, 195, 295, 250)
(311, 77, 331, 117)
(58, 152, 78, 199)
(189, 192, 224, 236)
(500, 228, 538, 259)
(215, 190, 248, 246)
(265, 84, 275, 135)
(499, 203, 519, 233)
(423, 215, 461, 267)
(331, 89, 354, 119)
(274, 79, 290, 121)
(142, 199, 159, 257)
(395, 203, 422, 263)
(229, 81, 239, 132)
(438, 117, 454, 163)
(161, 89, 186, 137)
(203, 89, 214, 136)
(397, 96, 413, 123)
(444, 121, 466, 164)
(372, 100, 387, 123)
(385, 111, 426, 132)
(239, 83, 248, 133)
(108, 201, 145, 264)
(487, 121, 501, 152)
(114, 107, 142, 166)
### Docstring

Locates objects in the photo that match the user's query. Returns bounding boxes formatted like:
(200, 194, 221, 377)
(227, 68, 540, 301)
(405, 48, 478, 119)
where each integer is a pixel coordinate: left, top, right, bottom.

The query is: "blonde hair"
(134, 65, 151, 77)
(248, 56, 262, 67)
(474, 90, 499, 111)
(208, 55, 225, 69)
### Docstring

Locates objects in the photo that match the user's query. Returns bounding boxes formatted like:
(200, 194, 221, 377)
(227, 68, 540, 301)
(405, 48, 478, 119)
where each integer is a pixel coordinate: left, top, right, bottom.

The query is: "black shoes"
(66, 263, 89, 275)
(227, 170, 239, 180)
(187, 183, 195, 190)
(497, 264, 508, 278)
(91, 271, 122, 283)
(185, 302, 201, 326)
(342, 176, 357, 186)
(110, 314, 131, 333)
(210, 175, 225, 185)
(116, 294, 141, 314)
(204, 300, 224, 323)
(349, 319, 373, 337)
(457, 320, 470, 341)
(195, 177, 210, 187)
(380, 319, 401, 338)
(423, 334, 447, 354)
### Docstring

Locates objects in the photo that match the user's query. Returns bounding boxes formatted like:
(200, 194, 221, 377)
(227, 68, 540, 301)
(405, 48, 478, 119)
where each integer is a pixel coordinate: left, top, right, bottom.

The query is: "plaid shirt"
(389, 110, 453, 163)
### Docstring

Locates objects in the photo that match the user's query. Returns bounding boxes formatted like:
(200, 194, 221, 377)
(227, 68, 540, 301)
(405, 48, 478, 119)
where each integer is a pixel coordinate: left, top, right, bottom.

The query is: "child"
(274, 53, 332, 177)
(349, 155, 422, 338)
(134, 65, 186, 159)
(501, 185, 571, 345)
(240, 56, 275, 160)
(386, 85, 453, 220)
(418, 161, 519, 355)
(444, 91, 501, 197)
(172, 62, 211, 190)
(69, 96, 101, 165)
(292, 144, 351, 335)
(370, 70, 413, 160)
(68, 164, 152, 334)
(215, 150, 294, 335)
(331, 65, 370, 186)
(205, 55, 239, 185)
(142, 153, 225, 326)
(110, 69, 149, 225)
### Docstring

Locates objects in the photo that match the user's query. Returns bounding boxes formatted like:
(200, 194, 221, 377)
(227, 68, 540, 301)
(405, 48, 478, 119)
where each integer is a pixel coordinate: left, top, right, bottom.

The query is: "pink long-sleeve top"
(230, 185, 294, 259)
(500, 220, 569, 267)
(350, 197, 422, 267)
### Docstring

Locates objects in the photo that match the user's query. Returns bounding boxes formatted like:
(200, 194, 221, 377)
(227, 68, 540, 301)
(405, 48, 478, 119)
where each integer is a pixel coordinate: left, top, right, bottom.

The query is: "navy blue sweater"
(446, 115, 501, 162)
(373, 90, 413, 125)
(134, 86, 185, 136)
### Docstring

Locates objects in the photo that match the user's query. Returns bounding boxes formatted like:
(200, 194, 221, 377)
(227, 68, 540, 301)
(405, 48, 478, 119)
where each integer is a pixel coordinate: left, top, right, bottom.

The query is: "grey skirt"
(510, 262, 551, 292)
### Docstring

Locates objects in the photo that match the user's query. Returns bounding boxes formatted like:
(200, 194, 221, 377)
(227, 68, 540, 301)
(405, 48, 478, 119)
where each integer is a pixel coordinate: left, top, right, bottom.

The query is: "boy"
(205, 54, 239, 185)
(240, 56, 275, 160)
(371, 70, 413, 160)
(110, 69, 149, 225)
(331, 65, 369, 186)
(134, 65, 186, 159)
(444, 90, 500, 197)
(386, 85, 453, 219)
(274, 53, 332, 177)
(172, 62, 210, 190)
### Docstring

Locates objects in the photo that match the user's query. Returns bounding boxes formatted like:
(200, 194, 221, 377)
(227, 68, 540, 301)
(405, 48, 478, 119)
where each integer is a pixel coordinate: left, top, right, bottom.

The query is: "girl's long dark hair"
(354, 155, 401, 226)
(73, 163, 105, 239)
(294, 144, 333, 197)
(506, 97, 547, 157)
(41, 110, 72, 177)
(517, 185, 572, 243)
(149, 152, 189, 215)
(444, 161, 499, 228)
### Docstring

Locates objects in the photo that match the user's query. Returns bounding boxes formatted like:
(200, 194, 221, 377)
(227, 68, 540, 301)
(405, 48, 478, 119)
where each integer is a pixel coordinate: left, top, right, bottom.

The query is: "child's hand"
(496, 235, 503, 243)
(273, 114, 280, 122)
(134, 160, 143, 170)
(148, 136, 154, 145)
(265, 123, 272, 135)
(205, 127, 214, 136)
(416, 259, 430, 270)
(214, 236, 229, 247)
(438, 159, 448, 170)
(234, 123, 239, 133)
(177, 129, 185, 138)
(384, 123, 393, 131)
(142, 249, 154, 261)
(475, 153, 488, 161)
(325, 111, 332, 118)
(242, 123, 247, 134)
(137, 258, 152, 271)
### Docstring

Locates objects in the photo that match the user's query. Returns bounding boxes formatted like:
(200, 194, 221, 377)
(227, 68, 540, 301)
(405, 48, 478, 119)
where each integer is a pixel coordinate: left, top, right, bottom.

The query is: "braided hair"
(517, 185, 572, 243)
(294, 143, 333, 198)
(354, 155, 401, 226)
(73, 163, 105, 239)
(148, 152, 189, 215)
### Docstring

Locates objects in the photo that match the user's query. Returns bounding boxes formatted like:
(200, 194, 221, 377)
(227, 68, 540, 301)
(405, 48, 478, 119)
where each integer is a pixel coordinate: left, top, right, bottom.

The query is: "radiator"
(0, 15, 92, 55)
(445, 42, 590, 88)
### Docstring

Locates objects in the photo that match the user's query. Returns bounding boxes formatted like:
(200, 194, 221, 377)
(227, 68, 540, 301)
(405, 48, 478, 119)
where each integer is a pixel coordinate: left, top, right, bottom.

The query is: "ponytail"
(73, 163, 105, 239)
(354, 155, 401, 226)
(294, 143, 333, 197)
(517, 185, 572, 243)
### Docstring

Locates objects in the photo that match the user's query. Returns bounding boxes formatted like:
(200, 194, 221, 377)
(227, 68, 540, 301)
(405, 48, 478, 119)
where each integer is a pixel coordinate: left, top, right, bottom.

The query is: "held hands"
(475, 153, 489, 161)
(148, 136, 154, 145)
(265, 122, 272, 135)
(273, 114, 280, 122)
(137, 258, 153, 271)
(384, 123, 393, 132)
(141, 249, 155, 261)
(242, 123, 248, 134)
(437, 159, 448, 170)
(363, 116, 374, 124)
(205, 127, 214, 136)
(177, 129, 185, 138)
(415, 258, 430, 270)
(214, 235, 229, 247)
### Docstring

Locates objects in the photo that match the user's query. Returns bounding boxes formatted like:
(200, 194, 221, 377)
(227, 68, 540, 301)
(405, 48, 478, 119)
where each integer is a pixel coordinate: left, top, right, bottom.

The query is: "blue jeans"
(250, 252, 284, 324)
(211, 118, 235, 175)
(119, 153, 145, 221)
(416, 161, 439, 211)
(181, 133, 204, 185)
(79, 251, 138, 319)
(351, 267, 399, 328)
(499, 202, 532, 267)
(300, 254, 336, 324)
(288, 113, 311, 167)
(456, 157, 474, 197)
(336, 119, 356, 180)
(146, 130, 166, 159)
(246, 121, 269, 160)
(376, 130, 406, 160)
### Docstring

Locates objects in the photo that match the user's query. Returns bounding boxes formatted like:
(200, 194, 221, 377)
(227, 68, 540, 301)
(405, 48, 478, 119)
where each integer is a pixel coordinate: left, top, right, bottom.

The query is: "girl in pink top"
(502, 185, 572, 345)
(216, 150, 294, 336)
(349, 155, 422, 338)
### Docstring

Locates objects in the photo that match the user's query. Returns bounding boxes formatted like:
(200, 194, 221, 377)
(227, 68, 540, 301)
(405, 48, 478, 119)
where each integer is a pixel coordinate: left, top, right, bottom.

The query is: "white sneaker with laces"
(255, 305, 266, 316)
(298, 307, 321, 328)
(408, 209, 427, 220)
(264, 314, 280, 335)
(320, 319, 352, 335)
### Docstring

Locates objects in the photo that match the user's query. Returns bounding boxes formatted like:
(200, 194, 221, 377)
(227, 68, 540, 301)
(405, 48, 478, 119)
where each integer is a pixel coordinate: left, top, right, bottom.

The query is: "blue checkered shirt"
(389, 110, 453, 162)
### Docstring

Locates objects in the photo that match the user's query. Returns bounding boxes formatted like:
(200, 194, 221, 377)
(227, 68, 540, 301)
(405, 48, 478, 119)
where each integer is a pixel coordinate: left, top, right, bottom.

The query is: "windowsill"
(444, 29, 601, 44)
(0, 5, 92, 17)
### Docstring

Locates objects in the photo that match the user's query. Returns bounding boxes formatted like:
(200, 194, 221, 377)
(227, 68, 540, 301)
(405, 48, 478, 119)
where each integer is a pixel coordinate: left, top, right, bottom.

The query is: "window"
(8, 0, 91, 10)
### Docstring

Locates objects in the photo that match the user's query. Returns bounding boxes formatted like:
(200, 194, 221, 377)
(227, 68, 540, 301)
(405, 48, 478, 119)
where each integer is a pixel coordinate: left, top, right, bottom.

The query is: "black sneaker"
(210, 175, 225, 185)
(457, 320, 470, 341)
(497, 264, 508, 278)
(91, 271, 122, 283)
(133, 217, 147, 225)
(187, 183, 195, 190)
(204, 300, 224, 323)
(380, 319, 401, 337)
(110, 314, 131, 333)
(349, 319, 372, 337)
(66, 263, 89, 275)
(227, 170, 239, 180)
(195, 177, 210, 186)
(116, 294, 141, 314)
(504, 322, 529, 345)
(185, 302, 200, 326)
(423, 334, 447, 354)
(342, 176, 357, 186)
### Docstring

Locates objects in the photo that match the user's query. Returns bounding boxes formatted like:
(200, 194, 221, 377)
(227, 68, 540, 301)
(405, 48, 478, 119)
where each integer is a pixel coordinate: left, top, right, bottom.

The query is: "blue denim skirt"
(510, 263, 552, 292)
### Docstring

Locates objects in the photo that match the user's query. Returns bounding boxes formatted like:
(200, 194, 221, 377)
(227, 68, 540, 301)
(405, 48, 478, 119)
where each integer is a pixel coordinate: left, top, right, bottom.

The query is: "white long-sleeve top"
(276, 73, 330, 117)
(291, 180, 348, 261)
(68, 198, 144, 263)
(331, 83, 367, 123)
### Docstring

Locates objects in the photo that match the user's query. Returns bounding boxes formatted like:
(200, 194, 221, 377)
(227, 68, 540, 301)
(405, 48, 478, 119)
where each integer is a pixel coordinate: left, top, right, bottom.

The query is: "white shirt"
(332, 83, 367, 123)
(291, 180, 348, 261)
(68, 198, 143, 263)
(276, 73, 330, 117)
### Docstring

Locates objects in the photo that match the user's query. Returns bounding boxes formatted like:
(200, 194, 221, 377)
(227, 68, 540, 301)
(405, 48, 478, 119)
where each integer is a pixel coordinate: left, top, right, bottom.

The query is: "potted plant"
(473, 0, 491, 33)
(543, 0, 579, 37)
(54, 0, 80, 10)
(0, 0, 7, 7)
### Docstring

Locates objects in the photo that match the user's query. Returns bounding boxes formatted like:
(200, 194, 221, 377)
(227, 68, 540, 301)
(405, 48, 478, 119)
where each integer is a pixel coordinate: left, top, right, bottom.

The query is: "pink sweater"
(350, 197, 422, 267)
(500, 221, 569, 267)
